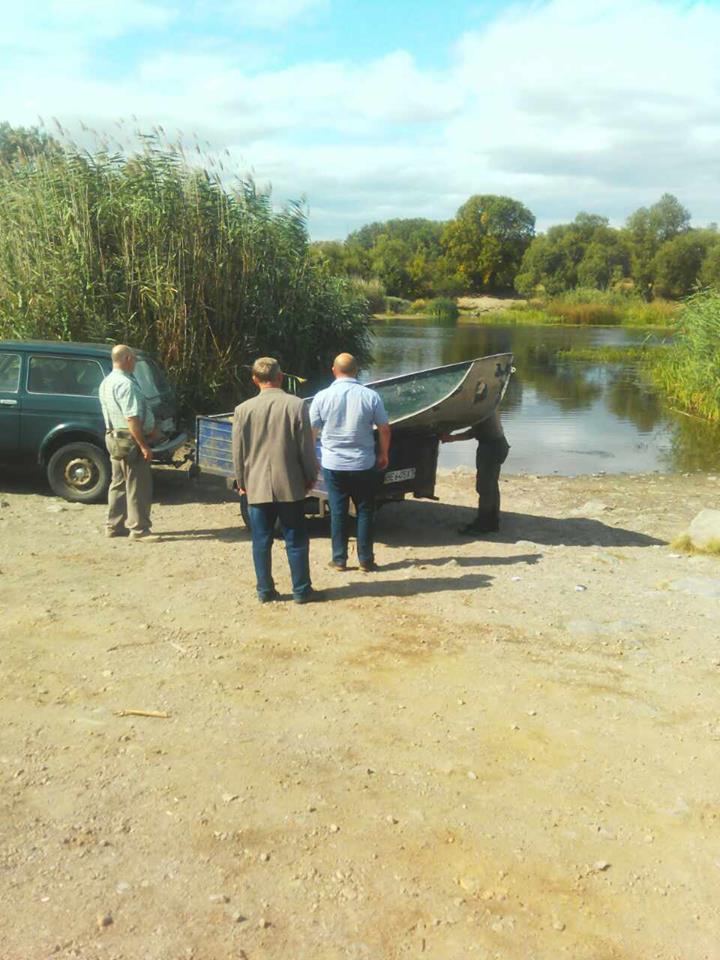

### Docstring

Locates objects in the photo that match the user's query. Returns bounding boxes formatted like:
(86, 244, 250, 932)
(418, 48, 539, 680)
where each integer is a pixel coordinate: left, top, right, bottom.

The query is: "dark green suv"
(0, 340, 187, 502)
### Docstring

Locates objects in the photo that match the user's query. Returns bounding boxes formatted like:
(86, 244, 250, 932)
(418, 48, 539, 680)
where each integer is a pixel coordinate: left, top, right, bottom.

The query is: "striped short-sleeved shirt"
(99, 369, 155, 432)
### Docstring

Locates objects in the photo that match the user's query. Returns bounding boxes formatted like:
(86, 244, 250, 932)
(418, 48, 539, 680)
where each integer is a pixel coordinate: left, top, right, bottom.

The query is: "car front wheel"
(47, 442, 111, 504)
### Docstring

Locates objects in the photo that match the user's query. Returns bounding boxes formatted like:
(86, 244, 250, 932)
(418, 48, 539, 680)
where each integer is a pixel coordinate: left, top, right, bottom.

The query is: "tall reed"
(0, 138, 371, 412)
(652, 290, 720, 421)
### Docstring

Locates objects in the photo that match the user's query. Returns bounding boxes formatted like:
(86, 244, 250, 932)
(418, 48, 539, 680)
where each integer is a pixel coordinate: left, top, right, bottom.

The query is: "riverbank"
(1, 469, 719, 959)
(374, 294, 681, 330)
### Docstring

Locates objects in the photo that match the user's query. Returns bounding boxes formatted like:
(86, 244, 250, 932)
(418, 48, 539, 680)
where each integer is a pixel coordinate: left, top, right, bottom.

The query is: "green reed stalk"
(0, 137, 372, 413)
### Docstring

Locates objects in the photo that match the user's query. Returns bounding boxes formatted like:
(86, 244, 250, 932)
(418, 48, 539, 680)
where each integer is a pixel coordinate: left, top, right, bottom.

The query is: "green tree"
(344, 218, 445, 297)
(699, 242, 720, 290)
(577, 237, 632, 289)
(514, 212, 629, 296)
(626, 193, 691, 295)
(652, 230, 720, 299)
(309, 240, 348, 276)
(0, 122, 62, 166)
(442, 194, 535, 292)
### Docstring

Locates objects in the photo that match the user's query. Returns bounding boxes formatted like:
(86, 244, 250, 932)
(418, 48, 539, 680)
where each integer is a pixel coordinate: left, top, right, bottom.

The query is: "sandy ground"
(1, 466, 719, 960)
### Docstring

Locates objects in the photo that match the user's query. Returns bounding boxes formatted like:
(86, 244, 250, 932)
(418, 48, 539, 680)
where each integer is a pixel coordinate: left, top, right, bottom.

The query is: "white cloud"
(0, 0, 718, 237)
(223, 0, 327, 29)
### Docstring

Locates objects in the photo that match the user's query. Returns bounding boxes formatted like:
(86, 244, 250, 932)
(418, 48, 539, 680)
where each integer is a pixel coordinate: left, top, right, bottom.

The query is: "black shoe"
(328, 560, 347, 572)
(294, 589, 325, 605)
(459, 521, 499, 536)
(359, 561, 379, 573)
(258, 589, 280, 603)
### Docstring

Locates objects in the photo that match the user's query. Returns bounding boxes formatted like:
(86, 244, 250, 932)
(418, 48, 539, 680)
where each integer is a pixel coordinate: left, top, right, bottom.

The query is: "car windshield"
(134, 359, 171, 399)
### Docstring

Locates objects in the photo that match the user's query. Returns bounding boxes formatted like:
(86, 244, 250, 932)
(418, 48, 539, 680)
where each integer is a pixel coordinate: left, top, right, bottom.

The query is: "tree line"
(311, 193, 720, 303)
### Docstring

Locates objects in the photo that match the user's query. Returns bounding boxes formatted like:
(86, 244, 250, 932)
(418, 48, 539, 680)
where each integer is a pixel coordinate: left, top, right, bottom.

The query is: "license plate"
(384, 467, 416, 484)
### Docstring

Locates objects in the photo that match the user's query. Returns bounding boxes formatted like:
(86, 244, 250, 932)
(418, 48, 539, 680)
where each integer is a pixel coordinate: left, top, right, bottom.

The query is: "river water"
(365, 320, 720, 476)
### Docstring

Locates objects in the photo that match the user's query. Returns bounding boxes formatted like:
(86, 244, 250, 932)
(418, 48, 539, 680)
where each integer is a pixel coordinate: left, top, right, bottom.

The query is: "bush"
(349, 277, 386, 314)
(427, 297, 460, 323)
(409, 298, 428, 314)
(384, 296, 413, 314)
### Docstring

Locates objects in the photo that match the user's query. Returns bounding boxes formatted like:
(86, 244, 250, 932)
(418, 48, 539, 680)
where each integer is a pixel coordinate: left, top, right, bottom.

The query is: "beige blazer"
(232, 388, 318, 504)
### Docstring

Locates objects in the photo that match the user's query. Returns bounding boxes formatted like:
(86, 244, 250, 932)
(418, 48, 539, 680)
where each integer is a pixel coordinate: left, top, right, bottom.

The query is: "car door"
(21, 353, 107, 456)
(0, 350, 22, 457)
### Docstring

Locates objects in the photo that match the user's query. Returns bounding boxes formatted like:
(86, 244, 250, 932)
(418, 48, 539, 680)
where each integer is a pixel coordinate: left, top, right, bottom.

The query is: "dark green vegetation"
(312, 193, 720, 306)
(0, 124, 370, 412)
(652, 290, 720, 422)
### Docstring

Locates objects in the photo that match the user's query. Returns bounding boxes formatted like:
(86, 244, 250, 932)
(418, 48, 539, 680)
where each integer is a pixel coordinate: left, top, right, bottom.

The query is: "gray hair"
(252, 356, 282, 383)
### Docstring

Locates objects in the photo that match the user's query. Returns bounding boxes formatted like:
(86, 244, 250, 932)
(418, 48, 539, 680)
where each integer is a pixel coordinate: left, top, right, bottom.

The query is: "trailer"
(194, 353, 513, 526)
(195, 413, 440, 526)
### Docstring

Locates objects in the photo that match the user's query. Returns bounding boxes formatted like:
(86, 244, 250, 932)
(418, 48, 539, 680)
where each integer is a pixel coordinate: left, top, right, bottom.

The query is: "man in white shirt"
(309, 353, 391, 572)
(99, 345, 158, 540)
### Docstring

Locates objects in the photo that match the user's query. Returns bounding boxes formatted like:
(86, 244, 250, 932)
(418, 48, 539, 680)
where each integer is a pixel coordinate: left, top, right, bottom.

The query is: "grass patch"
(557, 345, 662, 363)
(459, 289, 683, 328)
(671, 533, 720, 557)
(545, 300, 624, 324)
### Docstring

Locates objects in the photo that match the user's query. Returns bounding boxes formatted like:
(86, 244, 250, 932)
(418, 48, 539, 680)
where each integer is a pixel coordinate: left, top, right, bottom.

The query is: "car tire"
(47, 442, 111, 504)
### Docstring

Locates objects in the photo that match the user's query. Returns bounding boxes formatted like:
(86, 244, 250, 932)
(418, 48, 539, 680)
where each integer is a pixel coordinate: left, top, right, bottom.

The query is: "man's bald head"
(111, 344, 136, 372)
(332, 353, 358, 378)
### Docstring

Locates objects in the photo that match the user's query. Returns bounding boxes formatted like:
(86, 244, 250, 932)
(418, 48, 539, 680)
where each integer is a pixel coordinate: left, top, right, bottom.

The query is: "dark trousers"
(248, 500, 311, 601)
(475, 437, 509, 531)
(323, 467, 377, 566)
(475, 459, 502, 530)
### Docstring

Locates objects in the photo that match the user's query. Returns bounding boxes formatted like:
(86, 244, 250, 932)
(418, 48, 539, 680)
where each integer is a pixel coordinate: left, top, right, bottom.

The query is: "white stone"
(687, 509, 720, 550)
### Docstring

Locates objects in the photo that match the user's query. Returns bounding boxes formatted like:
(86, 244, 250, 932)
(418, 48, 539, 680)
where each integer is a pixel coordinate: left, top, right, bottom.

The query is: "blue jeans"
(323, 467, 378, 566)
(248, 501, 312, 601)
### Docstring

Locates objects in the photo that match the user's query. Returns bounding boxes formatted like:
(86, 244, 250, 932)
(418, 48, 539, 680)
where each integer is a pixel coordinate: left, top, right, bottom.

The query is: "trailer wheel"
(238, 496, 287, 539)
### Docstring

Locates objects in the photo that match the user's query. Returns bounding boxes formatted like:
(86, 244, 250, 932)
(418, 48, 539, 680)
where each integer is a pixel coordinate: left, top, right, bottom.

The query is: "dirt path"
(1, 469, 719, 960)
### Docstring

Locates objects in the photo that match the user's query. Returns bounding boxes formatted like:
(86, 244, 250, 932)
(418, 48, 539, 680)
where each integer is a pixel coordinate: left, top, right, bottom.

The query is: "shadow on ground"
(0, 464, 237, 506)
(293, 572, 493, 601)
(379, 501, 665, 549)
(1, 468, 665, 549)
(379, 553, 542, 572)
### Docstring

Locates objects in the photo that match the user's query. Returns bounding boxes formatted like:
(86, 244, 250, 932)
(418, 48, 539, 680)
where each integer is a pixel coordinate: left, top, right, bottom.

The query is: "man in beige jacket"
(232, 357, 321, 603)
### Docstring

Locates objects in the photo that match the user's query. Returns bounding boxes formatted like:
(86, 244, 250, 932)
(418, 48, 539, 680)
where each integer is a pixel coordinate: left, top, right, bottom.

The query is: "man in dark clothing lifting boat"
(441, 410, 510, 535)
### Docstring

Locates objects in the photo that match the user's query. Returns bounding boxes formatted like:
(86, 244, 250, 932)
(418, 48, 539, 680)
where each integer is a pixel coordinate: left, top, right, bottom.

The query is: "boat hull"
(368, 353, 513, 433)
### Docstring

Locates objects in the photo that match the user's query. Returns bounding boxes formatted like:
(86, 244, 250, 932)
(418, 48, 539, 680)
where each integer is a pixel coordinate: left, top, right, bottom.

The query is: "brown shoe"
(105, 527, 130, 538)
(359, 561, 379, 573)
(129, 530, 160, 542)
(328, 560, 347, 572)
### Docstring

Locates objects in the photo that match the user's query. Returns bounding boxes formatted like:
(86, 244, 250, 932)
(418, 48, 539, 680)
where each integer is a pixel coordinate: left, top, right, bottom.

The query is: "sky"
(1, 0, 719, 239)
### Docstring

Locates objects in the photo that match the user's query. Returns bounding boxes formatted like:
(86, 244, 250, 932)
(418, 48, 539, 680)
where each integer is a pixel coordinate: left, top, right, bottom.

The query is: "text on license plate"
(384, 467, 416, 484)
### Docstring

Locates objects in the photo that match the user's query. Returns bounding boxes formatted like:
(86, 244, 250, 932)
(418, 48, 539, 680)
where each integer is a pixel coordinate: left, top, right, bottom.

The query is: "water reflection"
(367, 320, 720, 475)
